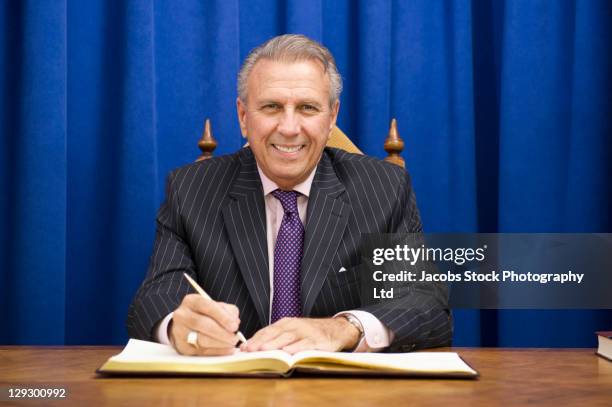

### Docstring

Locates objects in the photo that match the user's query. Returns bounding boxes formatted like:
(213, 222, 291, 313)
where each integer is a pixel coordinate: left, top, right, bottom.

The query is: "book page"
(101, 339, 295, 374)
(291, 350, 477, 375)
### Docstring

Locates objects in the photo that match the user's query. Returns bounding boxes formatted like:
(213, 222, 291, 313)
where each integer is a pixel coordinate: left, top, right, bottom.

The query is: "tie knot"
(272, 189, 300, 214)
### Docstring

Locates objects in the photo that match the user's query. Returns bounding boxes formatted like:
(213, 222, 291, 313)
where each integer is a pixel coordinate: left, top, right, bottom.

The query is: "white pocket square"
(338, 267, 346, 273)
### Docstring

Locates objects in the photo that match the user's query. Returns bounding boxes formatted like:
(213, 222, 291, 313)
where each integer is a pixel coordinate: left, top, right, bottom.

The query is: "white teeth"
(274, 144, 303, 153)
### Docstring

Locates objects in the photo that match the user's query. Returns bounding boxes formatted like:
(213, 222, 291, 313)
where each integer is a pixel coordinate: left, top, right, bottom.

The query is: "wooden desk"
(1, 346, 611, 406)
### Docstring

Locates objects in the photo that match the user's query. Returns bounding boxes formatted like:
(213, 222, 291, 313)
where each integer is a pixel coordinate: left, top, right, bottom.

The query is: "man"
(127, 34, 451, 356)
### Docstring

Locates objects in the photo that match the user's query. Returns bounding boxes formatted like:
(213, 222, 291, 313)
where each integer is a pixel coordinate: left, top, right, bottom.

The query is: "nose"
(277, 108, 300, 137)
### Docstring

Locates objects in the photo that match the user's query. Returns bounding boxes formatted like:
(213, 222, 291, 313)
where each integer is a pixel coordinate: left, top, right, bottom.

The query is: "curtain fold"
(1, 0, 67, 344)
(1, 0, 610, 345)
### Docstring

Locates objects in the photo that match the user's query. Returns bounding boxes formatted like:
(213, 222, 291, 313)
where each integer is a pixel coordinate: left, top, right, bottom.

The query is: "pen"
(183, 273, 248, 346)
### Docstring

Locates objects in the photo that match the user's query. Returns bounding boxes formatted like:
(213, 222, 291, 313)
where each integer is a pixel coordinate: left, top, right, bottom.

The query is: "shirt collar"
(257, 165, 316, 198)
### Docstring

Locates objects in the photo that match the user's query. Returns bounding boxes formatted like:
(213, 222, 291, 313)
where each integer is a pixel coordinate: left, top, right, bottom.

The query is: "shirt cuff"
(155, 312, 174, 345)
(334, 310, 394, 352)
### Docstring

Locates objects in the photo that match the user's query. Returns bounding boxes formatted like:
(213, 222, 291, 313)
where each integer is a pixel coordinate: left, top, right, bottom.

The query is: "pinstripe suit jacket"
(127, 147, 452, 351)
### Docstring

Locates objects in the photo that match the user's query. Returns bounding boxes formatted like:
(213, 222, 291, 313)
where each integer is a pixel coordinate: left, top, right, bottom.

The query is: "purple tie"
(271, 190, 304, 323)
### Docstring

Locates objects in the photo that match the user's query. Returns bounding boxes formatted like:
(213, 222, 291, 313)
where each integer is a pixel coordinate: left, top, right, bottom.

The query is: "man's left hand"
(241, 317, 361, 354)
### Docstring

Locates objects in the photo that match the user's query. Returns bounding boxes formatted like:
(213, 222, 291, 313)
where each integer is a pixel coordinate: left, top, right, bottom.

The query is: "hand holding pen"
(168, 273, 247, 356)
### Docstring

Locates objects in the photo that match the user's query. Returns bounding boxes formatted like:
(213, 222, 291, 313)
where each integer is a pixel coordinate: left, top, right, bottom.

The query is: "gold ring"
(187, 330, 199, 347)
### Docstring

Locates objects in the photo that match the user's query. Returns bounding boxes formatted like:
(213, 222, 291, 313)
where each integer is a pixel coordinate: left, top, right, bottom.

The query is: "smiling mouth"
(272, 144, 305, 153)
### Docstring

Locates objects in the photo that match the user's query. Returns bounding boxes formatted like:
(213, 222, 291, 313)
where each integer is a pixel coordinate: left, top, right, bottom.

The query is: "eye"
(261, 103, 281, 112)
(299, 104, 320, 113)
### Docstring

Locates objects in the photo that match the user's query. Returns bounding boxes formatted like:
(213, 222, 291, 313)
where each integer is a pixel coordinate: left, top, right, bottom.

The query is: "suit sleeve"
(126, 171, 196, 341)
(357, 169, 453, 352)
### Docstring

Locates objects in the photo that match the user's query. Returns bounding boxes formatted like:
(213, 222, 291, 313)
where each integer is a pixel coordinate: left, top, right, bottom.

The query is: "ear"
(328, 100, 340, 137)
(236, 97, 248, 138)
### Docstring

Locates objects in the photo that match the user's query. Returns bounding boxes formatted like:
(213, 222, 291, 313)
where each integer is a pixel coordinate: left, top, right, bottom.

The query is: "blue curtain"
(1, 0, 610, 346)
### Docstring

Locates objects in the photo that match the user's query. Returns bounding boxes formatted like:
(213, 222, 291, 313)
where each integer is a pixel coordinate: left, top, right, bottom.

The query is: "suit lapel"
(221, 149, 270, 327)
(301, 152, 350, 316)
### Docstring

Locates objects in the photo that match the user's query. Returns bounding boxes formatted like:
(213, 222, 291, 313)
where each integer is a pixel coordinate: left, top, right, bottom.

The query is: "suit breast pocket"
(328, 264, 361, 288)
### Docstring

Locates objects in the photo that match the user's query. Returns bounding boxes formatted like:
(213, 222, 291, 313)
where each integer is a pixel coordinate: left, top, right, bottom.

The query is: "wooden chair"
(196, 118, 405, 168)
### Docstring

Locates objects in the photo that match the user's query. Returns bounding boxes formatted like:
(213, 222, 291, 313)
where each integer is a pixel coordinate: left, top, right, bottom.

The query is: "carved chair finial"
(383, 118, 405, 168)
(197, 119, 217, 161)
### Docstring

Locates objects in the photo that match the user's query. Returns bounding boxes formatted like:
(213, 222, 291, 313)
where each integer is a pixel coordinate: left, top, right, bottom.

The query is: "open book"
(97, 339, 478, 378)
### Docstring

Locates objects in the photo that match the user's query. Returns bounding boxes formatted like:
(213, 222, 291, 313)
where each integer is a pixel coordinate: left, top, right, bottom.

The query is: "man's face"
(237, 59, 339, 190)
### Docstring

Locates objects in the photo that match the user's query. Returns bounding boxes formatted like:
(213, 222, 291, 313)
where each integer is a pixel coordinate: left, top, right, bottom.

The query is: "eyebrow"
(299, 100, 323, 108)
(257, 99, 324, 107)
(258, 100, 281, 105)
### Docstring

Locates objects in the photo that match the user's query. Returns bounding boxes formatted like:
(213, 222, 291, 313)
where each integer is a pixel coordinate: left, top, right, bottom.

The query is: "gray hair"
(237, 34, 343, 106)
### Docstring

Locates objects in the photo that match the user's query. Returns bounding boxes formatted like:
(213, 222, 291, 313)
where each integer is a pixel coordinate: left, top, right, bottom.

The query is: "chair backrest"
(197, 118, 405, 168)
(327, 126, 362, 155)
